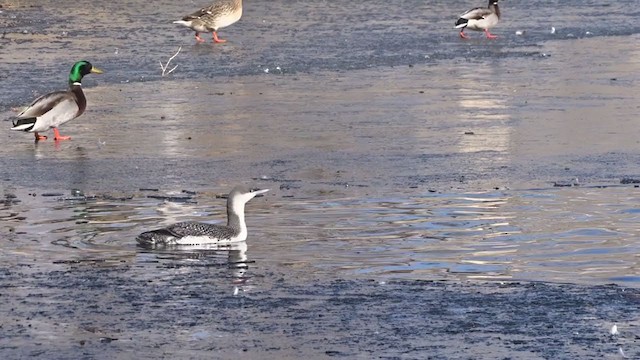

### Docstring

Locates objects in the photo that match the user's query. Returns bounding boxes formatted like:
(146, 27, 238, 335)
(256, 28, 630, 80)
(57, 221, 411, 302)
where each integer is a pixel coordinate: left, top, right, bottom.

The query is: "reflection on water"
(2, 185, 639, 286)
(455, 64, 512, 154)
(136, 242, 250, 285)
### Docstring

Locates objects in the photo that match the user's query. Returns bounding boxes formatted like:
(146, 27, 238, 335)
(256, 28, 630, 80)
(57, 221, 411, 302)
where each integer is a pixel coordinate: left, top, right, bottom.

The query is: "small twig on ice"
(160, 46, 181, 76)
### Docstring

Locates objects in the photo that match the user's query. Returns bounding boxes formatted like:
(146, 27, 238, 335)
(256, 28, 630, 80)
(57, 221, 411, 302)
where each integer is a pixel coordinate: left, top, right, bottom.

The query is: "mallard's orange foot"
(484, 30, 497, 39)
(53, 128, 71, 141)
(34, 133, 47, 141)
(195, 33, 206, 43)
(213, 32, 227, 43)
(459, 31, 469, 39)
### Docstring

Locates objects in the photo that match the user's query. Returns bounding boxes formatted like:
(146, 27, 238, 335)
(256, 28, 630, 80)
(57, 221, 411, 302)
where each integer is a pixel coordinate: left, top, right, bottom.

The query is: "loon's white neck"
(228, 200, 248, 241)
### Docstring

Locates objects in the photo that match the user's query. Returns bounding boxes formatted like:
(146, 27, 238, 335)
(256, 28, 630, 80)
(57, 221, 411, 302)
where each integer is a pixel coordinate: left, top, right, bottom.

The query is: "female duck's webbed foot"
(213, 31, 227, 43)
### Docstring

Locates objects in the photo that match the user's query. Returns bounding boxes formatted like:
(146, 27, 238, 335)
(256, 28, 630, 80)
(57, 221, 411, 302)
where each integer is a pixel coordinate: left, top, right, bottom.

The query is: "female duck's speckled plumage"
(10, 60, 103, 141)
(455, 0, 502, 39)
(173, 0, 243, 43)
(136, 185, 268, 248)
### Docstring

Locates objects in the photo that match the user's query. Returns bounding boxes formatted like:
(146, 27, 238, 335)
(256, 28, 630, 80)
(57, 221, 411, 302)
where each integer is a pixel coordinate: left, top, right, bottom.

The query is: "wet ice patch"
(190, 330, 211, 341)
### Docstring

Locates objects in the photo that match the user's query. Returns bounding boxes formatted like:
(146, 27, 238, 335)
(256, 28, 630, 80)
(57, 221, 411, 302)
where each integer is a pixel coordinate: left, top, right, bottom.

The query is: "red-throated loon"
(136, 185, 268, 248)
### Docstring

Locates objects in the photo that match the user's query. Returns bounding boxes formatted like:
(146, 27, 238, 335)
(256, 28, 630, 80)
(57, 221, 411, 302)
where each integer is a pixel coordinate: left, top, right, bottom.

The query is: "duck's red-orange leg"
(213, 31, 227, 43)
(194, 32, 205, 43)
(53, 128, 71, 141)
(484, 29, 498, 39)
(34, 132, 47, 141)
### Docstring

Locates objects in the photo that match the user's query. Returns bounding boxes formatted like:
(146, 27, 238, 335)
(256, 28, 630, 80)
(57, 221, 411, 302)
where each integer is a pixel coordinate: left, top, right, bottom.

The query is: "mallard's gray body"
(455, 0, 501, 39)
(10, 61, 102, 141)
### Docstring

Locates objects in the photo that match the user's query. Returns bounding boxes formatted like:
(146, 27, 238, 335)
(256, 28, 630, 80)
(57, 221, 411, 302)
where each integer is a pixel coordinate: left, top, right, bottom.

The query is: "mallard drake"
(173, 0, 243, 43)
(455, 0, 502, 39)
(11, 60, 103, 141)
(136, 186, 269, 248)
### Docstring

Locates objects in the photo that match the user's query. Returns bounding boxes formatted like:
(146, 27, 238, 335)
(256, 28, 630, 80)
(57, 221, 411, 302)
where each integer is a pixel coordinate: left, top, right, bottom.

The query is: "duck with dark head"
(10, 60, 103, 141)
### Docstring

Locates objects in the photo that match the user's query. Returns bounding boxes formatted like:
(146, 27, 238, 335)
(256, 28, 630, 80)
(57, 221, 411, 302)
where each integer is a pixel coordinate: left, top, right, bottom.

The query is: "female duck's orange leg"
(53, 128, 71, 141)
(194, 32, 205, 43)
(484, 29, 498, 39)
(212, 31, 227, 43)
(34, 132, 47, 141)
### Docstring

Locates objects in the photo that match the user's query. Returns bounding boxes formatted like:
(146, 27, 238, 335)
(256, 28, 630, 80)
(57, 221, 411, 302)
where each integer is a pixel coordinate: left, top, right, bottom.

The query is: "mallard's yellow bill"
(91, 67, 104, 74)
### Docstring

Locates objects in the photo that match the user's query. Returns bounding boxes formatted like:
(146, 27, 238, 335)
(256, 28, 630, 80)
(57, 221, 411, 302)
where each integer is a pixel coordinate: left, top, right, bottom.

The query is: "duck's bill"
(91, 66, 104, 74)
(252, 189, 270, 197)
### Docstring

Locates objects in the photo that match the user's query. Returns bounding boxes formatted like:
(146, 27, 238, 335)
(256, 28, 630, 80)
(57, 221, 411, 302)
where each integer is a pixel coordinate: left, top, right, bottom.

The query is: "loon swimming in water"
(136, 185, 269, 248)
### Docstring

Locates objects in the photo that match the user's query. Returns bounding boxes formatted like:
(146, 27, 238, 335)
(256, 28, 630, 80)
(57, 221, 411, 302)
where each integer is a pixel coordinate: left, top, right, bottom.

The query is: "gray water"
(1, 0, 640, 287)
(2, 2, 640, 359)
(2, 183, 640, 285)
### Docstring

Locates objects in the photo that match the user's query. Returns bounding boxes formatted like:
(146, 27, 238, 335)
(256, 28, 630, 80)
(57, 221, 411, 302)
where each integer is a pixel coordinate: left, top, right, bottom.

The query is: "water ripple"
(2, 184, 640, 286)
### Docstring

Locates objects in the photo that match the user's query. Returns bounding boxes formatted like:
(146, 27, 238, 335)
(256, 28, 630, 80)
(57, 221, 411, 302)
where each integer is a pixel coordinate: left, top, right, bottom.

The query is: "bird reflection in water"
(140, 241, 252, 288)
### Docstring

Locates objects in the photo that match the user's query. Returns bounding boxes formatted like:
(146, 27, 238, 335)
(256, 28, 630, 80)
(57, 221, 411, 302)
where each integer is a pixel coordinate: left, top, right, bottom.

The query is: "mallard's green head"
(69, 60, 103, 84)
